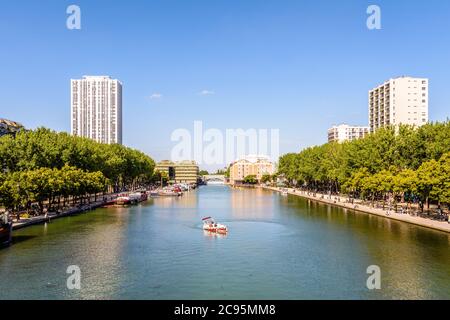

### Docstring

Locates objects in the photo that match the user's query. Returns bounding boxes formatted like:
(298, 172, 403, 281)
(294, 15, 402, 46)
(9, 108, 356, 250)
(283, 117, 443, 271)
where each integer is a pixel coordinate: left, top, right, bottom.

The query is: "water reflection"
(151, 191, 198, 208)
(0, 187, 449, 300)
(287, 194, 450, 299)
(230, 187, 275, 220)
(203, 230, 228, 239)
(63, 208, 126, 299)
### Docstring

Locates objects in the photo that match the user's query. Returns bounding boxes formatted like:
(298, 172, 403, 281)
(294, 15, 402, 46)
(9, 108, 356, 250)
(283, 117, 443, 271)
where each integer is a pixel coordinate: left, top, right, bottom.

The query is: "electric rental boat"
(202, 217, 228, 234)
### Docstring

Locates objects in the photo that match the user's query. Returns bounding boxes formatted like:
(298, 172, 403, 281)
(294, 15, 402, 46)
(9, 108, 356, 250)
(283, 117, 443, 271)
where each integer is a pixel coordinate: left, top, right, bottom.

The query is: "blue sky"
(1, 0, 449, 170)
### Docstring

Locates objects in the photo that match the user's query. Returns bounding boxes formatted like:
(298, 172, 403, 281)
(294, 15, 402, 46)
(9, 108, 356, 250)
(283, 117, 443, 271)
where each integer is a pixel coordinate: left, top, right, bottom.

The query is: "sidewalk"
(12, 199, 114, 230)
(264, 186, 450, 234)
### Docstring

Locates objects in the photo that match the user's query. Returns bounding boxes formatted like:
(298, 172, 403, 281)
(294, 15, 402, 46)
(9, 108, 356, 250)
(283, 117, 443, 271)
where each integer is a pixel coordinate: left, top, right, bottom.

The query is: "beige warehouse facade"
(229, 155, 275, 185)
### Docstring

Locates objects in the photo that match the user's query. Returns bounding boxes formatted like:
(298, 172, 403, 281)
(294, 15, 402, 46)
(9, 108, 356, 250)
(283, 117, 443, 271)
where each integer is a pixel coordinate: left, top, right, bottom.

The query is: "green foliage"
(261, 174, 272, 184)
(151, 170, 169, 186)
(224, 166, 231, 179)
(0, 128, 155, 212)
(437, 153, 450, 204)
(0, 166, 107, 213)
(277, 122, 450, 206)
(199, 170, 209, 176)
(0, 128, 154, 188)
(243, 175, 257, 184)
(392, 169, 417, 196)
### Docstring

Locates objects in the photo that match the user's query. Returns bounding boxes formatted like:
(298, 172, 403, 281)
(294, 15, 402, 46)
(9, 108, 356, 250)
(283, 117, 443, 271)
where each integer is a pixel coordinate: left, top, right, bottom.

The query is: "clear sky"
(1, 0, 449, 170)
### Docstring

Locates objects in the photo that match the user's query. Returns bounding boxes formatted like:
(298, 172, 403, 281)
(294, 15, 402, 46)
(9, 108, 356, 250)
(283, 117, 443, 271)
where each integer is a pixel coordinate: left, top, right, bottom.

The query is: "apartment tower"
(328, 124, 369, 143)
(369, 76, 428, 132)
(71, 76, 122, 144)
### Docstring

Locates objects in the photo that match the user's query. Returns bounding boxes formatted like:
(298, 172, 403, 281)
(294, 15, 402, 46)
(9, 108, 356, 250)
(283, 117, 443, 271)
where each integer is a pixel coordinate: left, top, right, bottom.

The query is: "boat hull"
(158, 192, 182, 197)
(203, 227, 228, 234)
(115, 198, 131, 205)
(0, 223, 12, 247)
(203, 223, 228, 234)
(115, 192, 148, 205)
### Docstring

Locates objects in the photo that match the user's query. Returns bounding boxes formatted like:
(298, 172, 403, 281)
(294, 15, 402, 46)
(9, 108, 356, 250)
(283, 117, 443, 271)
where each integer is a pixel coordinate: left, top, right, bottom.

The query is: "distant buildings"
(369, 76, 429, 132)
(229, 155, 275, 185)
(326, 76, 429, 142)
(155, 160, 199, 184)
(0, 118, 23, 137)
(71, 76, 122, 144)
(328, 124, 369, 143)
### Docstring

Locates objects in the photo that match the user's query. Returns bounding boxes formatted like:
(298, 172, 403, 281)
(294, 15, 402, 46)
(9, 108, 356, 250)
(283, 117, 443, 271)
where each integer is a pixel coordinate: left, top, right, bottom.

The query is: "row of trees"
(0, 166, 106, 214)
(278, 122, 450, 209)
(0, 128, 155, 214)
(261, 174, 276, 184)
(342, 154, 450, 210)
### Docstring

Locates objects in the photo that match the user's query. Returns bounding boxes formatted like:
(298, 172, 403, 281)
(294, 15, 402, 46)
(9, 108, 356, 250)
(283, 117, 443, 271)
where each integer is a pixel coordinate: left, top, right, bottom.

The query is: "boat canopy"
(202, 217, 212, 221)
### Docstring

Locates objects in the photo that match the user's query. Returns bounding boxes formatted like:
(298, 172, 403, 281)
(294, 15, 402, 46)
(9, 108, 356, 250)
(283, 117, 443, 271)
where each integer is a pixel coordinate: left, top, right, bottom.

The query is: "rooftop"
(0, 118, 24, 136)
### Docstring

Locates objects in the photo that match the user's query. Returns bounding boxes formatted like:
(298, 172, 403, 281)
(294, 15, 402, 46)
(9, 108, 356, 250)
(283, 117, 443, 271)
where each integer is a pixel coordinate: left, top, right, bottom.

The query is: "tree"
(342, 168, 370, 198)
(276, 121, 450, 195)
(416, 159, 441, 211)
(437, 153, 450, 207)
(224, 166, 231, 179)
(0, 127, 155, 214)
(152, 170, 168, 187)
(199, 170, 209, 176)
(392, 169, 417, 203)
(243, 175, 257, 185)
(261, 174, 272, 184)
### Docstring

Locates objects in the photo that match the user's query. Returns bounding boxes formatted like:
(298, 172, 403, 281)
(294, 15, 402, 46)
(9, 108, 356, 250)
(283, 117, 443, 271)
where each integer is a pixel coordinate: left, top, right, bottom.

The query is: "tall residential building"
(229, 155, 275, 185)
(71, 76, 122, 144)
(369, 76, 429, 132)
(328, 124, 369, 143)
(155, 160, 199, 184)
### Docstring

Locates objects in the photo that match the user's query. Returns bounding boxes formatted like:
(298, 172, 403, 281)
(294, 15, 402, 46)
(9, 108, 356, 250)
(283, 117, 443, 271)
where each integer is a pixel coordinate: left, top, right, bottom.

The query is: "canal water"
(0, 186, 449, 300)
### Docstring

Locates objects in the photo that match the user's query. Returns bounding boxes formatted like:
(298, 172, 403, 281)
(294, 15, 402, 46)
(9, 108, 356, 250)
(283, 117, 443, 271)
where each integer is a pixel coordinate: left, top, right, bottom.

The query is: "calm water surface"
(0, 186, 449, 299)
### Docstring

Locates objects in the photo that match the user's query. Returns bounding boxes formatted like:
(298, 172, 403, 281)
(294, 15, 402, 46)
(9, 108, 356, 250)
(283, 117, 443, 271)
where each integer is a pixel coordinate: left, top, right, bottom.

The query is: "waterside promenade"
(264, 186, 450, 234)
(12, 201, 105, 230)
(11, 194, 119, 230)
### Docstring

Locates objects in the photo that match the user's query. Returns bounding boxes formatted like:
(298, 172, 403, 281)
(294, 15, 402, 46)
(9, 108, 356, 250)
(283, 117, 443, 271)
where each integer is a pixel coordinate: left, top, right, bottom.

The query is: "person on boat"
(2, 211, 9, 225)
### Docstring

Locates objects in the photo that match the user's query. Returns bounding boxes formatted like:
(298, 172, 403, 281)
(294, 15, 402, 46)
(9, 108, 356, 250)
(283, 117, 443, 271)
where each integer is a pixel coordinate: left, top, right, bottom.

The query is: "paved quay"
(12, 200, 113, 230)
(264, 186, 450, 234)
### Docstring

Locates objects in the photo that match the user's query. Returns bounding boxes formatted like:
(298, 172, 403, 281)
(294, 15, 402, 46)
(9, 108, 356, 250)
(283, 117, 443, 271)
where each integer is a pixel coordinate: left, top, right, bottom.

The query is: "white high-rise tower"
(71, 76, 122, 144)
(369, 76, 429, 133)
